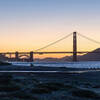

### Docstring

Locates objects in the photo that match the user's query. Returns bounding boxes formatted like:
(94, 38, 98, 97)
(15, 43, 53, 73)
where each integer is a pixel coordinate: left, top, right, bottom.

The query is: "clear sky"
(0, 0, 100, 58)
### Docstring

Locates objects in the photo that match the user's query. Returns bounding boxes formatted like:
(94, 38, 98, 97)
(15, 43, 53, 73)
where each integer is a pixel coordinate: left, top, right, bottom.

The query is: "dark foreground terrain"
(0, 66, 100, 100)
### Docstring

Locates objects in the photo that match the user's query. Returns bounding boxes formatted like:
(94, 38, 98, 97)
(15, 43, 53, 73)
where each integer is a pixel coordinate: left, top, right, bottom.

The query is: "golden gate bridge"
(1, 32, 100, 62)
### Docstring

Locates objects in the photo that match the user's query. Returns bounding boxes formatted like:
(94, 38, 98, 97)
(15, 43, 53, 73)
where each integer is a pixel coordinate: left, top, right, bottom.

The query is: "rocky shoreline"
(0, 65, 99, 100)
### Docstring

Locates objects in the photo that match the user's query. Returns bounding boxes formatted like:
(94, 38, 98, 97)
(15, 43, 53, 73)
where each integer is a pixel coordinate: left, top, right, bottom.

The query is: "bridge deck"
(0, 51, 100, 55)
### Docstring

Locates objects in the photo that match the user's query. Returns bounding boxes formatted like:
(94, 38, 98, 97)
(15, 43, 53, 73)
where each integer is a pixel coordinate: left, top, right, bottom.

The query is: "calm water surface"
(11, 61, 100, 68)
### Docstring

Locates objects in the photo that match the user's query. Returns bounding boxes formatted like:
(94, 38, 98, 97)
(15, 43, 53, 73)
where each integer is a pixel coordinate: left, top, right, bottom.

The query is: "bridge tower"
(15, 51, 19, 61)
(73, 32, 77, 61)
(29, 51, 34, 62)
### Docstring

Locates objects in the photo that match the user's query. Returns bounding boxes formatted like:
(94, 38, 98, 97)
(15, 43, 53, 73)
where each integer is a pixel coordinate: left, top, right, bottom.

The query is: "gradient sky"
(0, 0, 100, 58)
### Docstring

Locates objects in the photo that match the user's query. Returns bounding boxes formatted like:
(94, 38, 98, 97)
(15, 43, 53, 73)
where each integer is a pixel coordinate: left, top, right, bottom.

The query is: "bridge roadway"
(0, 51, 100, 55)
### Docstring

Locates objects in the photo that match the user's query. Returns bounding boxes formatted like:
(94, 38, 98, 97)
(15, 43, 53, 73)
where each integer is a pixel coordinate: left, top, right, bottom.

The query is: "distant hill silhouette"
(35, 48, 100, 62)
(0, 54, 8, 61)
(78, 48, 100, 61)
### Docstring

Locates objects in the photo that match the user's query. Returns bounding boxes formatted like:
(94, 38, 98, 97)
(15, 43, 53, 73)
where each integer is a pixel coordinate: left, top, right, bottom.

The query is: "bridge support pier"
(73, 32, 77, 62)
(15, 52, 19, 61)
(9, 53, 12, 59)
(29, 51, 34, 62)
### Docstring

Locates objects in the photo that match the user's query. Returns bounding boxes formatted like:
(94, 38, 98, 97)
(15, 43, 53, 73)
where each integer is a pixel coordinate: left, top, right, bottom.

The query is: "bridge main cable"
(35, 33, 72, 52)
(78, 33, 100, 45)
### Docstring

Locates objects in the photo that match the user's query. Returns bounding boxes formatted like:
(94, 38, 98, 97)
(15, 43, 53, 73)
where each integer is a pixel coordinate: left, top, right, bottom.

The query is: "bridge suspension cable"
(78, 33, 100, 45)
(35, 33, 72, 51)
